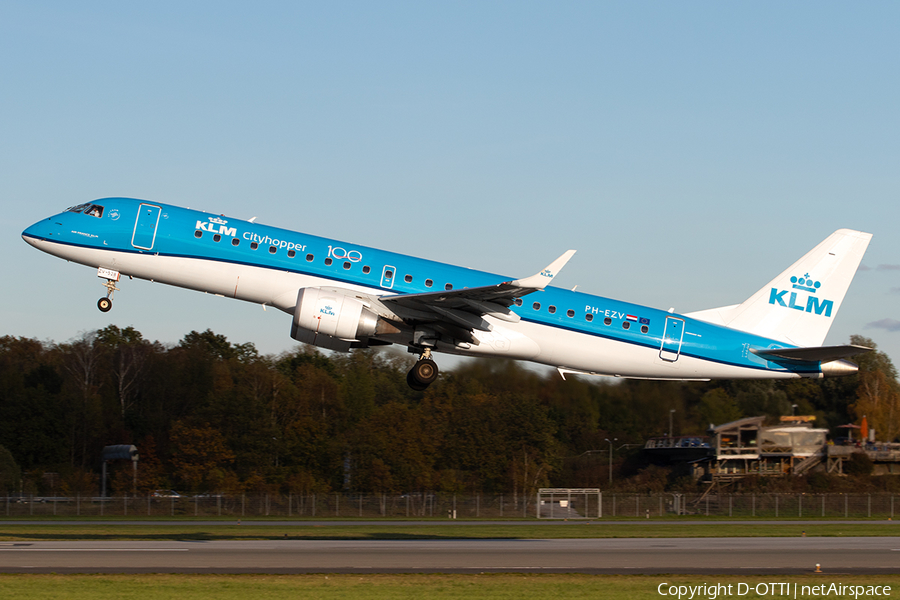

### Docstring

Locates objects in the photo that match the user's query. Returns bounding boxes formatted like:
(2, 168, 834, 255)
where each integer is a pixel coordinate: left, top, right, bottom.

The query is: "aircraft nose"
(22, 219, 50, 247)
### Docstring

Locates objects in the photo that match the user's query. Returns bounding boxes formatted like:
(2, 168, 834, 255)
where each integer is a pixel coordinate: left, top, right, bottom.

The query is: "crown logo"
(791, 273, 820, 294)
(209, 217, 228, 225)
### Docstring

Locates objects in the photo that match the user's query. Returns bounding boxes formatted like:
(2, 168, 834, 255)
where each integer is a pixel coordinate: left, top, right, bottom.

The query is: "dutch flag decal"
(626, 314, 638, 322)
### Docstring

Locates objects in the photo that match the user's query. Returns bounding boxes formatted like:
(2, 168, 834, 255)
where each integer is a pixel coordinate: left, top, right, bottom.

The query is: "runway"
(1, 537, 898, 574)
(3, 519, 896, 526)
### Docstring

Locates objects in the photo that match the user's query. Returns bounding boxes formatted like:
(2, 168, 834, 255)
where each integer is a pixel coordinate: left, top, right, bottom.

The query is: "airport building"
(644, 416, 900, 482)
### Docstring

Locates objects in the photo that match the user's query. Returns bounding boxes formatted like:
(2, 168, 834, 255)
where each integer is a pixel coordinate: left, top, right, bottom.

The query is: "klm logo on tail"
(769, 274, 833, 317)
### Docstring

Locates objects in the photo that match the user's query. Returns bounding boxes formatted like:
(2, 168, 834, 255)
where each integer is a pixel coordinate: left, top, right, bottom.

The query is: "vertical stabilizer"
(688, 229, 871, 347)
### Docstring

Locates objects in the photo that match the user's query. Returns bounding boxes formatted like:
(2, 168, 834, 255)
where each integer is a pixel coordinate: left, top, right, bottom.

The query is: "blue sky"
(2, 2, 899, 370)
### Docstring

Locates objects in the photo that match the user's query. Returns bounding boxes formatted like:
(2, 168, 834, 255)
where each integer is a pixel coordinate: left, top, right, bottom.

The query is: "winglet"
(512, 250, 576, 290)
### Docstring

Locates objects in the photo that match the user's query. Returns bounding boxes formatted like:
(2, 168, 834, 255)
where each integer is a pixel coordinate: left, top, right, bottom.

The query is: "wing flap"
(380, 250, 576, 342)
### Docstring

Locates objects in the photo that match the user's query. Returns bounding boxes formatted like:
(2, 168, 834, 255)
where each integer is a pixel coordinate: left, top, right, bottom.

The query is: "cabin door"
(132, 204, 161, 250)
(659, 317, 685, 362)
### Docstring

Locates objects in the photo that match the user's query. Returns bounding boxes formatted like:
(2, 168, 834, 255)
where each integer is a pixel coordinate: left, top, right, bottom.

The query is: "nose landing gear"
(407, 348, 439, 391)
(97, 267, 120, 313)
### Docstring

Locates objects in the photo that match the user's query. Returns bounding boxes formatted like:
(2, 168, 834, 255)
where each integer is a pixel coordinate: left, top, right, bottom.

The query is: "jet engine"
(290, 287, 379, 351)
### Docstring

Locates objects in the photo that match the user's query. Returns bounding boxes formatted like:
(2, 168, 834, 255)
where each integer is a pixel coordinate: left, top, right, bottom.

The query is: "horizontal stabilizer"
(751, 344, 872, 363)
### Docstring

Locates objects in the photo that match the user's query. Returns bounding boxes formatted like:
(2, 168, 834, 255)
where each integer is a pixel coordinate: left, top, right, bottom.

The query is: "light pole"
(791, 404, 798, 416)
(669, 409, 675, 438)
(604, 437, 617, 485)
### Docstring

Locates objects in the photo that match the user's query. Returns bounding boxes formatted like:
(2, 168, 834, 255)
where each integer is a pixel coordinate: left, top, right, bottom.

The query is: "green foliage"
(0, 329, 895, 494)
(693, 388, 742, 429)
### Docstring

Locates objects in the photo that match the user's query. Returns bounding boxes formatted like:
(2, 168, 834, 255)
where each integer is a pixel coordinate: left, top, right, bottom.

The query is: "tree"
(169, 421, 235, 492)
(693, 388, 742, 429)
(351, 402, 438, 493)
(0, 444, 20, 493)
(57, 332, 105, 469)
(850, 336, 900, 442)
(95, 325, 156, 417)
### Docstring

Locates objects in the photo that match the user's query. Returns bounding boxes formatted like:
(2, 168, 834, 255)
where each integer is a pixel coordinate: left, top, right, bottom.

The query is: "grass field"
(0, 574, 897, 600)
(0, 521, 899, 541)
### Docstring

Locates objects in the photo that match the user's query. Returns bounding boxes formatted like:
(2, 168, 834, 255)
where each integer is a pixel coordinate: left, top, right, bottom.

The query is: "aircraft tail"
(685, 229, 872, 347)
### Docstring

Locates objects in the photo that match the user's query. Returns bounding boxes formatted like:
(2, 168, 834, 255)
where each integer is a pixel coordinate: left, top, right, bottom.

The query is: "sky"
(2, 2, 899, 371)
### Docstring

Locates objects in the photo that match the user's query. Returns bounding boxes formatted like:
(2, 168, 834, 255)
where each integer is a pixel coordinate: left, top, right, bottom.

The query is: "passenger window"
(585, 313, 594, 322)
(641, 325, 649, 334)
(513, 298, 523, 307)
(194, 231, 202, 238)
(250, 242, 258, 250)
(325, 258, 333, 266)
(306, 254, 314, 262)
(269, 246, 277, 254)
(231, 238, 240, 246)
(604, 317, 612, 325)
(567, 309, 574, 318)
(425, 279, 433, 288)
(622, 321, 630, 330)
(445, 283, 453, 291)
(363, 265, 371, 274)
(384, 270, 393, 279)
(404, 274, 413, 283)
(343, 261, 351, 269)
(548, 305, 556, 314)
(287, 249, 295, 258)
(533, 302, 541, 310)
(213, 234, 221, 242)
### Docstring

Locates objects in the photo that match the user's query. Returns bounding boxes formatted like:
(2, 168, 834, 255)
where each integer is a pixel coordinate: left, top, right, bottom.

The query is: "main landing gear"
(97, 268, 121, 313)
(407, 348, 439, 391)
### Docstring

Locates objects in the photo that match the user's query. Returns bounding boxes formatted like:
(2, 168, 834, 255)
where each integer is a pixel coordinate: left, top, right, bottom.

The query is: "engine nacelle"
(291, 287, 379, 344)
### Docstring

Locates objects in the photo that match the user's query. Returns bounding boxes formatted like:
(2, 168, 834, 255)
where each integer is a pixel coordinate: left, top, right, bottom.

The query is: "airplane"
(22, 198, 873, 390)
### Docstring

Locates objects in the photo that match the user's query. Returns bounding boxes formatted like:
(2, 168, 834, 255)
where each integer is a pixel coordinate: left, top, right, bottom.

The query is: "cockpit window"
(84, 205, 104, 218)
(66, 203, 104, 217)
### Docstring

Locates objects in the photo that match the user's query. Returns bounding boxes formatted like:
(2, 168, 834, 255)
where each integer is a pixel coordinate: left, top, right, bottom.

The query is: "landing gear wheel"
(407, 370, 429, 392)
(97, 297, 112, 312)
(407, 358, 439, 390)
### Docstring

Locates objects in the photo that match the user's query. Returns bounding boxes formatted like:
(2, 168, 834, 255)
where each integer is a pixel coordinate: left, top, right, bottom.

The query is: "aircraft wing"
(378, 250, 576, 340)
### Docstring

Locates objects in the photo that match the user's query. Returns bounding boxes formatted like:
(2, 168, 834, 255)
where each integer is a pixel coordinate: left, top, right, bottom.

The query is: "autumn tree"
(850, 336, 900, 442)
(169, 420, 235, 492)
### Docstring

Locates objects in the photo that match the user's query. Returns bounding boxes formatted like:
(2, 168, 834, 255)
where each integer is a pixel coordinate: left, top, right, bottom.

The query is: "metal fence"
(2, 493, 897, 519)
(1, 493, 533, 518)
(597, 492, 899, 519)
